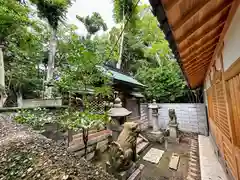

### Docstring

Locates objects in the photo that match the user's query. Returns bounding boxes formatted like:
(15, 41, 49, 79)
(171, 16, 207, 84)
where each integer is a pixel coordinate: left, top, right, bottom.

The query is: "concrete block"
(169, 153, 180, 170)
(143, 148, 164, 164)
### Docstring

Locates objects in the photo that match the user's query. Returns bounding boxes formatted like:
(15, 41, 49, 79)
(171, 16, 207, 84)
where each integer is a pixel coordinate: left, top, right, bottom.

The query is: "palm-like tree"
(112, 0, 139, 69)
(76, 12, 107, 38)
(30, 0, 73, 98)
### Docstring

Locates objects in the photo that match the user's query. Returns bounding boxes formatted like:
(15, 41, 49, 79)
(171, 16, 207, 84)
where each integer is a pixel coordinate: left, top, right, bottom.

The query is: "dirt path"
(139, 137, 190, 180)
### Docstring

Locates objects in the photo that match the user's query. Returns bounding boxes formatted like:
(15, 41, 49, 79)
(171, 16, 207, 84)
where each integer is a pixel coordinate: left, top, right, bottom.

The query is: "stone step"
(143, 148, 164, 164)
(136, 141, 149, 154)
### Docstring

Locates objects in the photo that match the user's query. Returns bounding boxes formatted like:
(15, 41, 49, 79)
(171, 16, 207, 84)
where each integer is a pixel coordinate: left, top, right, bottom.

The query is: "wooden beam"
(181, 37, 219, 62)
(172, 0, 210, 31)
(188, 65, 209, 76)
(176, 1, 232, 44)
(187, 57, 212, 69)
(164, 0, 180, 11)
(185, 57, 211, 70)
(184, 51, 214, 68)
(186, 62, 210, 74)
(181, 35, 220, 59)
(224, 57, 240, 81)
(184, 50, 214, 66)
(206, 0, 240, 79)
(179, 21, 225, 54)
(187, 65, 209, 76)
(184, 45, 216, 63)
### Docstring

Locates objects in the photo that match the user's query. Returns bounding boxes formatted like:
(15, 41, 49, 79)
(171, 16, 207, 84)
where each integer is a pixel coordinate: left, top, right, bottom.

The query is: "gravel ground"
(0, 116, 115, 180)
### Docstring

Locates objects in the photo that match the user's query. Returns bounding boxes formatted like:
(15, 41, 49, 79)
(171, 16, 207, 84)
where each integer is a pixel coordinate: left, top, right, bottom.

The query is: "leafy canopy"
(77, 12, 107, 36)
(30, 0, 73, 30)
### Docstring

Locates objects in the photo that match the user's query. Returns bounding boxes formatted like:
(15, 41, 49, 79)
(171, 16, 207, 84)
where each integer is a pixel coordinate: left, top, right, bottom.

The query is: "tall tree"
(30, 0, 73, 98)
(4, 22, 46, 107)
(0, 0, 30, 107)
(76, 12, 107, 38)
(136, 62, 188, 102)
(112, 0, 139, 69)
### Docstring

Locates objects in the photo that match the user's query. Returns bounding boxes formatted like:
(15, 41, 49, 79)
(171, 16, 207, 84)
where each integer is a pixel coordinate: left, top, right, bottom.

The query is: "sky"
(67, 0, 150, 35)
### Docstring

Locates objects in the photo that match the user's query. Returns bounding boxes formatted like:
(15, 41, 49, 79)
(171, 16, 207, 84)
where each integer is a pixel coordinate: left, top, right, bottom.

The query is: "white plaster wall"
(140, 103, 208, 135)
(222, 5, 240, 71)
(22, 98, 62, 108)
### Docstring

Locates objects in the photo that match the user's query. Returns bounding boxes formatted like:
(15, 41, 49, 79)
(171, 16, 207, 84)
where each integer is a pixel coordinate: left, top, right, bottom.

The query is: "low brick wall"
(67, 130, 112, 160)
(140, 103, 208, 135)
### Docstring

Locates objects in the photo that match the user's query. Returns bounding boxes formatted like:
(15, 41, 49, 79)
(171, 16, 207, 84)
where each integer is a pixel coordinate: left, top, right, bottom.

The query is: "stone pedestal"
(169, 123, 178, 138)
(146, 131, 164, 144)
(108, 122, 123, 141)
(152, 115, 159, 132)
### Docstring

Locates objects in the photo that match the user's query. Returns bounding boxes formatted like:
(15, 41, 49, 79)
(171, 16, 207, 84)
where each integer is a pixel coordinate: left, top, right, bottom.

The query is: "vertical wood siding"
(206, 57, 240, 179)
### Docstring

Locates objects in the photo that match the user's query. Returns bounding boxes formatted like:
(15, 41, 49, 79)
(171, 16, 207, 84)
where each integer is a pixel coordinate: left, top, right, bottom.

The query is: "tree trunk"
(16, 90, 23, 107)
(67, 129, 73, 147)
(45, 29, 57, 99)
(82, 128, 89, 159)
(0, 47, 5, 107)
(116, 14, 125, 69)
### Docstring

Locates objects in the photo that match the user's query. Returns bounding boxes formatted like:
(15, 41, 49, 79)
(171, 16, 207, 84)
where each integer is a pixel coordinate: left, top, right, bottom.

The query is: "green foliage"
(77, 12, 107, 36)
(56, 33, 112, 97)
(112, 0, 139, 23)
(0, 0, 30, 43)
(60, 108, 110, 131)
(14, 108, 63, 130)
(136, 64, 188, 102)
(0, 1, 47, 101)
(4, 23, 46, 94)
(30, 0, 73, 30)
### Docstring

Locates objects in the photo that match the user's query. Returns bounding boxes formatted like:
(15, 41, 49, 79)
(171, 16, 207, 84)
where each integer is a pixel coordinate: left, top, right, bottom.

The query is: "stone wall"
(21, 98, 62, 108)
(140, 103, 208, 135)
(67, 130, 112, 160)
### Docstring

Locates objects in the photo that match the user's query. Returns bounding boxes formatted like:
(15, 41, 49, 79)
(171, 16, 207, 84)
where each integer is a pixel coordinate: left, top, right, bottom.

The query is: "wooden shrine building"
(149, 0, 240, 179)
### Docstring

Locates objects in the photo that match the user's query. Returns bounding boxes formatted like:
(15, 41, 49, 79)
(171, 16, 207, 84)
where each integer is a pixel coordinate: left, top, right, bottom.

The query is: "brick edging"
(187, 138, 201, 180)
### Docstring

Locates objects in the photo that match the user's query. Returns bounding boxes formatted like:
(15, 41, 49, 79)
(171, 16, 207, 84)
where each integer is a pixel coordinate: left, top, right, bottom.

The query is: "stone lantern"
(147, 99, 164, 144)
(108, 97, 132, 141)
(148, 99, 159, 131)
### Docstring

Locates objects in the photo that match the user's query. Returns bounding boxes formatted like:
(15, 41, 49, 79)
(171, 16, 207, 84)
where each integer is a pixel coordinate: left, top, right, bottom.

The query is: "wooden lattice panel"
(209, 117, 216, 138)
(236, 147, 240, 179)
(227, 73, 240, 148)
(216, 82, 231, 140)
(215, 127, 223, 155)
(207, 87, 214, 120)
(212, 85, 219, 126)
(222, 136, 238, 179)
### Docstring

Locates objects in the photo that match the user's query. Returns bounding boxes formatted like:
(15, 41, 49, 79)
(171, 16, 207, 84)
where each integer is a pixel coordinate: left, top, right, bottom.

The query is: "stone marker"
(169, 153, 180, 170)
(143, 148, 164, 164)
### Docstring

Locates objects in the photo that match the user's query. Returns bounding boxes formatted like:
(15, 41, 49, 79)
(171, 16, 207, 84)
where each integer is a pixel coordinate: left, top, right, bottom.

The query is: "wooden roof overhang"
(149, 0, 239, 89)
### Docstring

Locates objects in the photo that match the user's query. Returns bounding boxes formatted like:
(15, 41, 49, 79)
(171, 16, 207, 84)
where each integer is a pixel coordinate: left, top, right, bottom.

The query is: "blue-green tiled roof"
(108, 69, 144, 87)
(97, 66, 144, 87)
